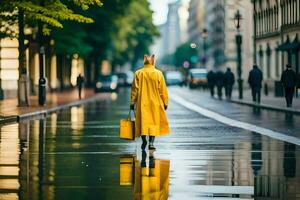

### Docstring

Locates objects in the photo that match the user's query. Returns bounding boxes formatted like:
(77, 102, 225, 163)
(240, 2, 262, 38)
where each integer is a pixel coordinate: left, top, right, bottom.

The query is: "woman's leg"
(149, 136, 156, 150)
(141, 135, 147, 150)
(141, 150, 147, 167)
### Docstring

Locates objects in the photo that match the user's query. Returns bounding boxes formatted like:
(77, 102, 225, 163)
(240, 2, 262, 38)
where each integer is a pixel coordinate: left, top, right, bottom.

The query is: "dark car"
(117, 71, 134, 87)
(165, 71, 184, 86)
(95, 75, 118, 92)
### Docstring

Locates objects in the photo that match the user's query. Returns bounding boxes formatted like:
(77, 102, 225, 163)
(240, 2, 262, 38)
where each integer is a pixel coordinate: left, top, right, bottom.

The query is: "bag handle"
(127, 110, 131, 120)
(127, 109, 135, 121)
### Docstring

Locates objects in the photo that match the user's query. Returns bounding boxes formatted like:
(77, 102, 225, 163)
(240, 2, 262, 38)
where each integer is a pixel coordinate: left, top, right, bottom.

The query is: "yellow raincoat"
(133, 159, 170, 200)
(130, 64, 170, 137)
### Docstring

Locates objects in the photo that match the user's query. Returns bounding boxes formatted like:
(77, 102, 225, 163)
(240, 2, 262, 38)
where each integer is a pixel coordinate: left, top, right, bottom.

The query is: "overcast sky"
(149, 0, 178, 25)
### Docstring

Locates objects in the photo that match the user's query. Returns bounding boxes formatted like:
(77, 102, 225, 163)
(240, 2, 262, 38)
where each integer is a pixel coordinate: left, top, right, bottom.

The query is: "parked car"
(188, 68, 208, 88)
(164, 71, 184, 86)
(95, 75, 118, 92)
(117, 71, 134, 87)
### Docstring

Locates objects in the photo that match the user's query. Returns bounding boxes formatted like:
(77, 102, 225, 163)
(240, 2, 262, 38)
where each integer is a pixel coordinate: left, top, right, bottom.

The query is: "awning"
(277, 34, 300, 51)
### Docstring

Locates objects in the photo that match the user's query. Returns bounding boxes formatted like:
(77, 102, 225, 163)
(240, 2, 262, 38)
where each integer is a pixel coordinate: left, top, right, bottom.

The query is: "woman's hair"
(144, 54, 156, 65)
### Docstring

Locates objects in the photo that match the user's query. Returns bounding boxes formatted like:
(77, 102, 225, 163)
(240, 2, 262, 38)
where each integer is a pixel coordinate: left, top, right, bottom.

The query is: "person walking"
(130, 54, 169, 150)
(248, 64, 263, 103)
(215, 70, 225, 100)
(76, 73, 85, 99)
(224, 67, 235, 100)
(207, 70, 216, 97)
(281, 64, 298, 107)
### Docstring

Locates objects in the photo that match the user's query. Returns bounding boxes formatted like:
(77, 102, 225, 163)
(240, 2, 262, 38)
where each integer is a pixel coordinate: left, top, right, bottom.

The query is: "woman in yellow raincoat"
(130, 55, 170, 150)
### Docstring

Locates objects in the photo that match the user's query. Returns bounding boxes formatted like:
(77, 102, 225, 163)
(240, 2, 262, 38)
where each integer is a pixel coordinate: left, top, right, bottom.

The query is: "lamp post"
(37, 0, 47, 106)
(234, 10, 243, 99)
(38, 46, 46, 105)
(201, 28, 208, 66)
(38, 22, 47, 106)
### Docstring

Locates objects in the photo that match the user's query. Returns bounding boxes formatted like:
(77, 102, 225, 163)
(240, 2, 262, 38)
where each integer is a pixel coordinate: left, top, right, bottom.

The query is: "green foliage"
(160, 54, 174, 66)
(174, 42, 198, 67)
(1, 0, 158, 72)
(52, 21, 92, 57)
(84, 0, 134, 62)
(111, 0, 159, 68)
(0, 0, 102, 37)
(0, 3, 18, 38)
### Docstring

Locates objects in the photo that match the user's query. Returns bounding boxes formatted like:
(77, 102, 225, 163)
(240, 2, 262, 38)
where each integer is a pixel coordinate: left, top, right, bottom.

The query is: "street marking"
(170, 93, 300, 146)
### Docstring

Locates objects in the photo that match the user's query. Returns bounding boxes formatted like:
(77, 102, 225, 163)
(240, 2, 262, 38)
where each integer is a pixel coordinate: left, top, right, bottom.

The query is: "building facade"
(205, 0, 253, 81)
(187, 0, 206, 67)
(152, 0, 188, 62)
(205, 0, 226, 70)
(0, 38, 20, 98)
(165, 1, 181, 55)
(254, 0, 300, 85)
(0, 37, 86, 100)
(187, 0, 205, 46)
(151, 24, 167, 61)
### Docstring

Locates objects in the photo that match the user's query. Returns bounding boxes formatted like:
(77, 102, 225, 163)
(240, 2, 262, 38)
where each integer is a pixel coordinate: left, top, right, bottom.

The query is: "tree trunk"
(85, 58, 92, 87)
(57, 54, 64, 91)
(18, 10, 26, 74)
(94, 56, 100, 80)
(18, 8, 29, 106)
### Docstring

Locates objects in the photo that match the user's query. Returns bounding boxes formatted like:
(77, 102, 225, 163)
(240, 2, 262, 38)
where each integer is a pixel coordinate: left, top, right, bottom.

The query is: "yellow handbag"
(120, 111, 135, 140)
(119, 156, 135, 186)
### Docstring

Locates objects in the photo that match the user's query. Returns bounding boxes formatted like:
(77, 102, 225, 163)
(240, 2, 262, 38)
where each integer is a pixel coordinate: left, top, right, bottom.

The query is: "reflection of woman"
(134, 151, 170, 200)
(130, 55, 170, 150)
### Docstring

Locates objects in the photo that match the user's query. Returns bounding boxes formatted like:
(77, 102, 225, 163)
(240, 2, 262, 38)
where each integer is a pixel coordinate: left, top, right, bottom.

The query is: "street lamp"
(234, 10, 242, 30)
(201, 28, 208, 66)
(38, 46, 47, 105)
(234, 10, 243, 99)
(190, 43, 197, 49)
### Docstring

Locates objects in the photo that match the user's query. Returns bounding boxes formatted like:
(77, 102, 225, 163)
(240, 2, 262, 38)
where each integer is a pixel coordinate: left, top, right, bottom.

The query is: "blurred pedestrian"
(248, 64, 263, 103)
(215, 70, 225, 100)
(207, 70, 216, 97)
(130, 55, 169, 150)
(224, 67, 235, 100)
(281, 64, 298, 107)
(76, 73, 85, 99)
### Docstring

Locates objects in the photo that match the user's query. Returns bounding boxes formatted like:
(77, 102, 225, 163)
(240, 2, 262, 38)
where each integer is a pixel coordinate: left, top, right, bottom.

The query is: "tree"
(0, 0, 102, 36)
(160, 54, 174, 66)
(0, 0, 102, 105)
(111, 0, 159, 70)
(82, 0, 133, 79)
(52, 22, 92, 58)
(174, 42, 198, 68)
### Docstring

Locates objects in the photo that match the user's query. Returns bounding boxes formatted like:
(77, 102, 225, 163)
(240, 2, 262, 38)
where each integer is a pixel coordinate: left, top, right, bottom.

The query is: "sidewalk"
(231, 89, 300, 114)
(0, 89, 101, 124)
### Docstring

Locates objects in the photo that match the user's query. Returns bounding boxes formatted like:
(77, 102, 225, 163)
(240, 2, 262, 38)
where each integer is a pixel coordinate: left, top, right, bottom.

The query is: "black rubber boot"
(149, 151, 155, 169)
(141, 136, 147, 150)
(149, 136, 156, 150)
(141, 150, 147, 167)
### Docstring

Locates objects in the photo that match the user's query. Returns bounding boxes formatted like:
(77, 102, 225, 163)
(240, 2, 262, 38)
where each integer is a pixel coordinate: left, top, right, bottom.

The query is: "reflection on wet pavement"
(120, 151, 170, 199)
(0, 88, 299, 200)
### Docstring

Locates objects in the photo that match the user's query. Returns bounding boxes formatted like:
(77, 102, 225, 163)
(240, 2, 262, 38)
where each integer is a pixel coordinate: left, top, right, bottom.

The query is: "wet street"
(0, 87, 299, 200)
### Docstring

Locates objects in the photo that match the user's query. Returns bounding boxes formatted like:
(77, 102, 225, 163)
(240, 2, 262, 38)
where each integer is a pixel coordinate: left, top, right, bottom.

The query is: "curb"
(0, 116, 18, 125)
(0, 94, 102, 125)
(230, 99, 300, 115)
